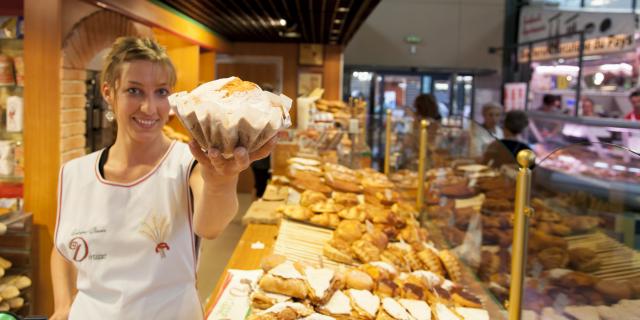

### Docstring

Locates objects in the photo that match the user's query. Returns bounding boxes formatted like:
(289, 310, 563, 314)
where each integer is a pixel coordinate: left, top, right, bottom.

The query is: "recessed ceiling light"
(337, 7, 349, 13)
(334, 19, 342, 24)
(281, 31, 301, 38)
(279, 19, 287, 26)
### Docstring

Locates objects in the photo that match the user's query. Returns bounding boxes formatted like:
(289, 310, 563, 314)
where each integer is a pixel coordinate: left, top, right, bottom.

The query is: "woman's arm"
(50, 248, 77, 319)
(188, 137, 277, 239)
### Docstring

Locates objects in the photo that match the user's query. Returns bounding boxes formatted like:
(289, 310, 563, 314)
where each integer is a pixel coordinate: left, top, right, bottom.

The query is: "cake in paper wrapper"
(169, 77, 292, 158)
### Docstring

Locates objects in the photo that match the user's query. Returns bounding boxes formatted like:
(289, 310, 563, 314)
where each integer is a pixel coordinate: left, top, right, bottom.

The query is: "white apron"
(54, 141, 203, 320)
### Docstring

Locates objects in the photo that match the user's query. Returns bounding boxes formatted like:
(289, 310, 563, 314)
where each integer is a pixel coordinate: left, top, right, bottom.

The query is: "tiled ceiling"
(158, 0, 380, 44)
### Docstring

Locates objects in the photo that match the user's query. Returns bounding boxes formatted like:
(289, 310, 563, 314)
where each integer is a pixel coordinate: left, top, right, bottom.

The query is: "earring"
(105, 109, 115, 122)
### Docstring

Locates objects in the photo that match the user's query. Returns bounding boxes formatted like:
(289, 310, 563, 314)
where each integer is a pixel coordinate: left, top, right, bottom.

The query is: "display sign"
(504, 83, 527, 111)
(518, 6, 636, 61)
(519, 6, 635, 43)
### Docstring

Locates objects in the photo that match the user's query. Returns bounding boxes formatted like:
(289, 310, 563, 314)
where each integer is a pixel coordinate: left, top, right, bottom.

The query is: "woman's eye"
(157, 88, 170, 96)
(127, 88, 142, 95)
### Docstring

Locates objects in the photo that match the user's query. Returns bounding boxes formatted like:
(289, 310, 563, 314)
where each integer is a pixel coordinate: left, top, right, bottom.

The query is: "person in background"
(580, 97, 596, 117)
(536, 94, 564, 138)
(483, 110, 533, 167)
(400, 94, 441, 169)
(250, 83, 275, 197)
(625, 90, 640, 121)
(471, 102, 504, 158)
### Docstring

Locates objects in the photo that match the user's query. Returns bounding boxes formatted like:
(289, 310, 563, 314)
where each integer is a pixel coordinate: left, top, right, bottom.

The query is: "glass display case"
(384, 113, 640, 318)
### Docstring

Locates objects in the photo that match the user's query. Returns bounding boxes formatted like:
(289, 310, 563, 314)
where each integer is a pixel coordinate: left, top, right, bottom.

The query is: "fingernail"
(210, 149, 220, 158)
(237, 148, 247, 156)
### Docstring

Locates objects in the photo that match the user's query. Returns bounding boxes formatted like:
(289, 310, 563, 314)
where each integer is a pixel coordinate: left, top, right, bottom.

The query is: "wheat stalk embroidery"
(139, 214, 171, 258)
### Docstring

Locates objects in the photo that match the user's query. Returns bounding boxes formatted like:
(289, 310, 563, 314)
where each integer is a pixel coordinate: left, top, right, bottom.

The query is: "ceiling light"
(279, 19, 287, 26)
(334, 19, 342, 24)
(337, 7, 349, 12)
(281, 31, 300, 38)
(593, 72, 605, 85)
(96, 1, 108, 8)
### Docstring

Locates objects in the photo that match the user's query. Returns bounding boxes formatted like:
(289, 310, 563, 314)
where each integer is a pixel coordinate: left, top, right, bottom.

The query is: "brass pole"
(384, 109, 392, 175)
(417, 120, 428, 211)
(508, 150, 536, 320)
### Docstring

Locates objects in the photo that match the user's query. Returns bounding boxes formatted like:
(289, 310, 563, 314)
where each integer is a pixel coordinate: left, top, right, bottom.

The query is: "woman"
(51, 37, 275, 319)
(471, 102, 504, 157)
(483, 110, 532, 168)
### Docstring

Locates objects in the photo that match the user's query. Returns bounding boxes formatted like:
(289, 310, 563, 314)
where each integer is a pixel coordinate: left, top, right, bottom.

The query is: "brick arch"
(59, 10, 153, 164)
(62, 10, 152, 69)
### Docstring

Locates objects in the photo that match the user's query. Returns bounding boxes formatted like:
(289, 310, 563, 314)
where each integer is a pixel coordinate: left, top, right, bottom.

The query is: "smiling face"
(102, 60, 171, 145)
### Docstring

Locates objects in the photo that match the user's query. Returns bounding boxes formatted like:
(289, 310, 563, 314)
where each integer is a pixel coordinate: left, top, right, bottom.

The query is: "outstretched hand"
(188, 136, 277, 180)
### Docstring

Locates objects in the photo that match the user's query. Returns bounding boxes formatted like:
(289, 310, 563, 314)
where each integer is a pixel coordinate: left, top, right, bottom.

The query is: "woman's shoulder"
(62, 150, 102, 170)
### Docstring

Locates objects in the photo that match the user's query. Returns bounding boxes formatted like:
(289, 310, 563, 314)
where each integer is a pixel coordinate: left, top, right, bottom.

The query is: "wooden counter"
(203, 223, 279, 313)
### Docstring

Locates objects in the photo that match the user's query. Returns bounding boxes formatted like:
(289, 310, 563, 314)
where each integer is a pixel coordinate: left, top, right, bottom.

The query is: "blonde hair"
(101, 37, 176, 91)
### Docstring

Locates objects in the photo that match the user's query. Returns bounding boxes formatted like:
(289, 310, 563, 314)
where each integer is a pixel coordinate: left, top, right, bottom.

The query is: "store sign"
(518, 6, 636, 61)
(519, 6, 635, 43)
(504, 83, 527, 111)
(518, 33, 634, 62)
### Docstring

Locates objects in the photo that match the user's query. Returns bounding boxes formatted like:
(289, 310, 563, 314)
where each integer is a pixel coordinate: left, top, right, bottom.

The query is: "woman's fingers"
(233, 147, 251, 172)
(188, 141, 209, 164)
(249, 136, 278, 162)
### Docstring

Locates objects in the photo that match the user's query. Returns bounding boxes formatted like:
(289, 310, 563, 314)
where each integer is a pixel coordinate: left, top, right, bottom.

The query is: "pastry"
(310, 200, 343, 214)
(280, 205, 314, 221)
(347, 289, 380, 319)
(405, 251, 425, 271)
(361, 229, 389, 251)
(367, 207, 396, 225)
(261, 254, 288, 272)
(301, 190, 328, 207)
(335, 220, 365, 242)
(481, 198, 513, 212)
(7, 297, 23, 310)
(292, 178, 333, 195)
(440, 226, 465, 247)
(438, 250, 463, 283)
(528, 230, 567, 252)
(250, 290, 292, 310)
(323, 243, 354, 265)
(433, 303, 463, 320)
(568, 247, 600, 272)
(318, 290, 353, 320)
(248, 302, 314, 320)
(328, 214, 341, 229)
(377, 297, 413, 320)
(333, 192, 360, 207)
(302, 313, 339, 320)
(485, 188, 515, 200)
(375, 189, 401, 206)
(0, 275, 31, 290)
(310, 213, 332, 228)
(556, 271, 598, 288)
(454, 307, 489, 320)
(439, 185, 475, 198)
(0, 285, 19, 300)
(594, 279, 633, 301)
(398, 299, 431, 320)
(326, 175, 362, 193)
(399, 226, 421, 244)
(345, 269, 375, 291)
(352, 239, 381, 263)
(566, 216, 600, 234)
(338, 206, 366, 222)
(258, 261, 308, 299)
(304, 267, 343, 305)
(400, 282, 426, 301)
(0, 256, 11, 270)
(537, 247, 569, 270)
(538, 210, 562, 223)
(451, 290, 482, 308)
(417, 249, 445, 277)
(376, 278, 400, 298)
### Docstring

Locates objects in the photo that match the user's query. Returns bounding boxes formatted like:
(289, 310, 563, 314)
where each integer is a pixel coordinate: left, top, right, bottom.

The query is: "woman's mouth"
(133, 117, 159, 129)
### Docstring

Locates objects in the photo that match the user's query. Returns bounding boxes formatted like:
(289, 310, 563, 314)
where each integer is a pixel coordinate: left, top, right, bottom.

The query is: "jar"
(0, 55, 15, 86)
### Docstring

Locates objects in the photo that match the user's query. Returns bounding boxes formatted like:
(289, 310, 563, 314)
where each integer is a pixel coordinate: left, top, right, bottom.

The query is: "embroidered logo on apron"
(139, 214, 171, 258)
(69, 237, 89, 262)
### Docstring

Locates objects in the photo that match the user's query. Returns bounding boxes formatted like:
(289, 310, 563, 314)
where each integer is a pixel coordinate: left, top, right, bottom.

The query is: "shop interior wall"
(344, 0, 504, 72)
(24, 0, 62, 315)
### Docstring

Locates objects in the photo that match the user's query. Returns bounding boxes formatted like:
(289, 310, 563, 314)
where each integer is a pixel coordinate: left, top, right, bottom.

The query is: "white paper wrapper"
(169, 77, 292, 158)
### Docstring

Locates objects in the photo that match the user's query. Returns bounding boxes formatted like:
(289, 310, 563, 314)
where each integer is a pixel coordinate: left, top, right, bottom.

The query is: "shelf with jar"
(0, 17, 24, 187)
